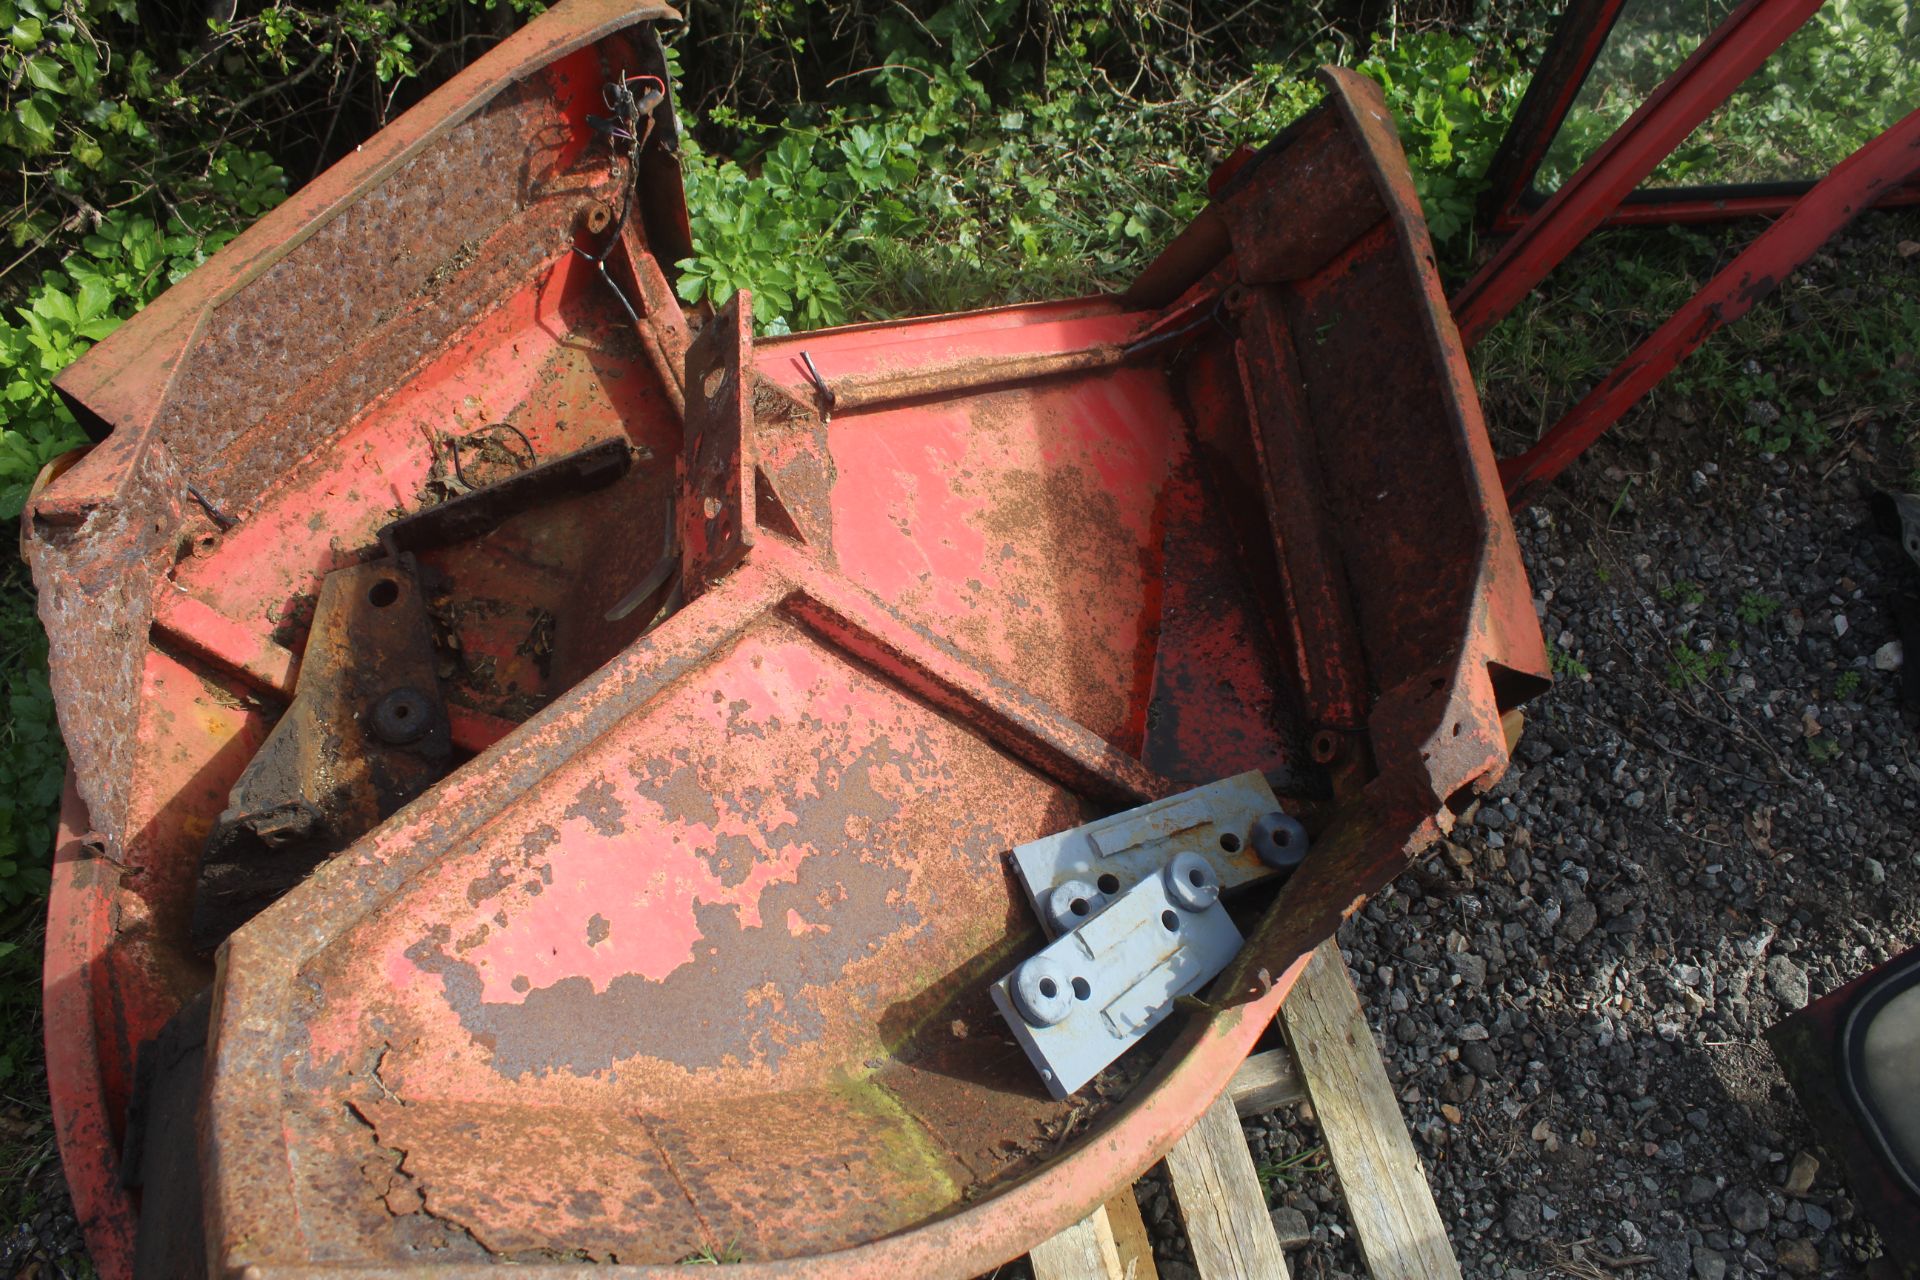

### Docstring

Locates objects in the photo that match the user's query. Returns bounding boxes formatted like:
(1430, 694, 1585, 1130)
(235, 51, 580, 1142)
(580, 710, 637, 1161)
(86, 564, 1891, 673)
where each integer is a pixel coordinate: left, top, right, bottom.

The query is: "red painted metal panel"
(42, 780, 137, 1270)
(681, 291, 757, 591)
(1499, 106, 1920, 506)
(27, 33, 1545, 1279)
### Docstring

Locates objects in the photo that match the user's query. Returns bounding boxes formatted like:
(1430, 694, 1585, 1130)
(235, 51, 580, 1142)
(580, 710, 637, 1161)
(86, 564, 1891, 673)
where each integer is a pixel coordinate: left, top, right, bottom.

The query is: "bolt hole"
(1038, 978, 1057, 999)
(1161, 909, 1179, 931)
(368, 579, 400, 607)
(1069, 898, 1089, 916)
(1188, 868, 1205, 886)
(1274, 828, 1292, 846)
(1219, 832, 1241, 853)
(393, 704, 411, 719)
(1071, 977, 1091, 1001)
(1450, 721, 1462, 737)
(1096, 873, 1120, 894)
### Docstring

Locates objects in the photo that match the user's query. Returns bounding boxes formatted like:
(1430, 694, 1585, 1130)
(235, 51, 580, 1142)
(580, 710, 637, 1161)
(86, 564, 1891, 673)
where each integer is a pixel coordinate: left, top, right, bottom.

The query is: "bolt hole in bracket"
(1010, 771, 1307, 939)
(992, 854, 1242, 1100)
(994, 774, 1313, 1098)
(192, 554, 452, 950)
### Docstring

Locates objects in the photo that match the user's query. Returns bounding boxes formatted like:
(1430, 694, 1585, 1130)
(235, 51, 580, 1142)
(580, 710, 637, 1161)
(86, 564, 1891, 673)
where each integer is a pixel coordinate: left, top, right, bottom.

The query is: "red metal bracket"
(1499, 106, 1920, 508)
(680, 290, 757, 594)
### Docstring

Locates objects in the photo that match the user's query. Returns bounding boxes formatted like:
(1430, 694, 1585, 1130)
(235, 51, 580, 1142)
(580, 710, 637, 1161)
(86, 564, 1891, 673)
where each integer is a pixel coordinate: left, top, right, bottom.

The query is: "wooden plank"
(1165, 1092, 1291, 1280)
(1028, 1204, 1124, 1280)
(1103, 1187, 1161, 1280)
(1226, 1046, 1306, 1116)
(1028, 1188, 1161, 1280)
(1280, 940, 1462, 1280)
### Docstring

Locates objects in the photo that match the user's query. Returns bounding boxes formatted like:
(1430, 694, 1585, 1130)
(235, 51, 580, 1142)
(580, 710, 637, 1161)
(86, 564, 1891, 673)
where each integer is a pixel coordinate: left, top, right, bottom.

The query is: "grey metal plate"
(991, 864, 1243, 1099)
(1009, 771, 1292, 936)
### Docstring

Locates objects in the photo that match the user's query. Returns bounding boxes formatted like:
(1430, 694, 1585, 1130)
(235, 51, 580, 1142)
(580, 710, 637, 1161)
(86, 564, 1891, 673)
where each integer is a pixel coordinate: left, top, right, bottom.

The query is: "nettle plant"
(1356, 32, 1528, 251)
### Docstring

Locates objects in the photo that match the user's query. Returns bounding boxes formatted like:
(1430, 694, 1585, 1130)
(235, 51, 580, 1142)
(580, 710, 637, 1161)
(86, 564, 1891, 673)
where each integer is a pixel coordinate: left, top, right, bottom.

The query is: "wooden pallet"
(1026, 940, 1462, 1280)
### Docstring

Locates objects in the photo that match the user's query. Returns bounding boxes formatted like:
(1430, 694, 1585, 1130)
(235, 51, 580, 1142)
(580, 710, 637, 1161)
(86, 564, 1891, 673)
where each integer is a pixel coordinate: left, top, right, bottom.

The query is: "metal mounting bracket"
(992, 855, 1244, 1099)
(1009, 771, 1307, 937)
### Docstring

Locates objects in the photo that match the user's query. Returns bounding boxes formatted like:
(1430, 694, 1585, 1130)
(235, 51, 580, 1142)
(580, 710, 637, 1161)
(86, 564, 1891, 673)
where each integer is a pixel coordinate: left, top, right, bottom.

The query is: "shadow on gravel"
(1301, 209, 1920, 1280)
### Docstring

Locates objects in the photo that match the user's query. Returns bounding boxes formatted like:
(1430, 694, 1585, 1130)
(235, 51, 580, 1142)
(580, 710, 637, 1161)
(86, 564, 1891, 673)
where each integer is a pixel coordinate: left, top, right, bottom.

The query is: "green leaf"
(31, 287, 76, 326)
(21, 54, 62, 92)
(74, 277, 113, 323)
(12, 96, 54, 150)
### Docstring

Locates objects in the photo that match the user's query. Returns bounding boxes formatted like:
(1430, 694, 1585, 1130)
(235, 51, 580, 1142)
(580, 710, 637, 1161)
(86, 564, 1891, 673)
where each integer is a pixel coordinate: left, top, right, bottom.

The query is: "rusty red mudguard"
(26, 1, 1545, 1273)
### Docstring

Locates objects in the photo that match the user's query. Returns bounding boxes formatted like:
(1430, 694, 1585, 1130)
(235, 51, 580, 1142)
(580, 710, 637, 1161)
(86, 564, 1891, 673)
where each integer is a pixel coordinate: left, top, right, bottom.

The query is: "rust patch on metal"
(680, 290, 756, 594)
(193, 555, 451, 949)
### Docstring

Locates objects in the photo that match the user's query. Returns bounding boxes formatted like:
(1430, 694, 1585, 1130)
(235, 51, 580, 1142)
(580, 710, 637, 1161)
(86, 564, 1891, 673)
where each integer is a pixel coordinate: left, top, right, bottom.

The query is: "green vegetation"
(1537, 0, 1920, 192)
(1735, 592, 1783, 626)
(1473, 215, 1920, 458)
(1659, 579, 1706, 606)
(678, 1242, 744, 1265)
(1665, 646, 1728, 691)
(1257, 1142, 1330, 1195)
(1548, 639, 1591, 681)
(1806, 735, 1842, 765)
(1834, 670, 1863, 699)
(674, 25, 1532, 333)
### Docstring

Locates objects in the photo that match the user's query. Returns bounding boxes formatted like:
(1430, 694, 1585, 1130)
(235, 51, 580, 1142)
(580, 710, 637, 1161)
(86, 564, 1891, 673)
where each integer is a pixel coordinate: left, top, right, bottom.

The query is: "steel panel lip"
(756, 293, 1129, 352)
(752, 307, 1152, 402)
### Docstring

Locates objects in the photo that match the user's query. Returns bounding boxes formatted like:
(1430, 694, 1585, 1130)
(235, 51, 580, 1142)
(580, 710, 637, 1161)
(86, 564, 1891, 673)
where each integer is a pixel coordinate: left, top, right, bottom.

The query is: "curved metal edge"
(1839, 947, 1920, 1201)
(51, 0, 680, 452)
(224, 966, 1306, 1280)
(44, 776, 139, 1280)
(1201, 69, 1545, 1026)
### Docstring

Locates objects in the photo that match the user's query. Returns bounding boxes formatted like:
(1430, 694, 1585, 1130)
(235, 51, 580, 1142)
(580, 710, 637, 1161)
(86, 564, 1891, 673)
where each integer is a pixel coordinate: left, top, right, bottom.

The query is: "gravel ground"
(1125, 213, 1919, 1280)
(1104, 471, 1913, 1279)
(0, 1098, 87, 1279)
(1244, 453, 1917, 1280)
(10, 218, 1915, 1280)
